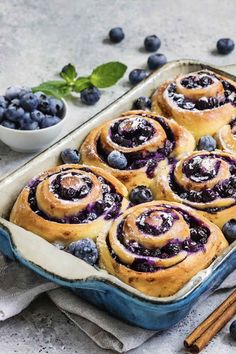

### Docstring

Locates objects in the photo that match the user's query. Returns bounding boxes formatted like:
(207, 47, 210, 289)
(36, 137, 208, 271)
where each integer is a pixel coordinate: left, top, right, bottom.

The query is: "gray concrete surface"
(0, 0, 236, 353)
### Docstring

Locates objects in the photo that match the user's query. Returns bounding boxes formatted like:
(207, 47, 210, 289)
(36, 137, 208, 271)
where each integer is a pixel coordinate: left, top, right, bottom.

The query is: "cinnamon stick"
(184, 289, 236, 353)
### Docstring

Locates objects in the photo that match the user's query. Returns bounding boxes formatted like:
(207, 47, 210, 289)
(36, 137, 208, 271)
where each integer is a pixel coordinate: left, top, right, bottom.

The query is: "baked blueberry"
(197, 136, 216, 151)
(5, 105, 24, 122)
(5, 86, 23, 100)
(1, 120, 16, 129)
(31, 110, 45, 123)
(49, 98, 64, 116)
(40, 115, 61, 128)
(129, 69, 149, 85)
(129, 185, 153, 204)
(217, 38, 235, 54)
(107, 150, 127, 169)
(133, 96, 151, 110)
(61, 148, 80, 164)
(80, 87, 101, 105)
(144, 35, 161, 52)
(230, 320, 236, 340)
(66, 238, 98, 265)
(147, 53, 167, 70)
(20, 93, 39, 112)
(222, 219, 236, 243)
(109, 27, 125, 43)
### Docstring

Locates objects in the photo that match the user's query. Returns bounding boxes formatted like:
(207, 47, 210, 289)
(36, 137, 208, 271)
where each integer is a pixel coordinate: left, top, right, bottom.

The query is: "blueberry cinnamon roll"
(10, 165, 129, 245)
(80, 110, 195, 191)
(215, 117, 236, 154)
(154, 151, 236, 229)
(152, 70, 236, 139)
(98, 201, 228, 297)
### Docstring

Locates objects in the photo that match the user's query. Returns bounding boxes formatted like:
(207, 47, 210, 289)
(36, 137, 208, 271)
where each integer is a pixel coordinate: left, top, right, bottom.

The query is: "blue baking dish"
(0, 59, 236, 330)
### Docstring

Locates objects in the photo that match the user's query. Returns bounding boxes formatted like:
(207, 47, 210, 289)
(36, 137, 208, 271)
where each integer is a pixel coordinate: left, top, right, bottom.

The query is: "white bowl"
(0, 99, 68, 153)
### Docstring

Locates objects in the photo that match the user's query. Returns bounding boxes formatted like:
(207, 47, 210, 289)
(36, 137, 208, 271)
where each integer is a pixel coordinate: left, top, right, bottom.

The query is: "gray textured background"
(0, 0, 236, 353)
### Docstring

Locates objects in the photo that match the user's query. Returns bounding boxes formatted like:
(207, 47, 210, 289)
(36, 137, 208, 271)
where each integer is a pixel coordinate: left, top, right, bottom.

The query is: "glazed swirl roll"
(10, 164, 129, 244)
(154, 151, 236, 228)
(98, 201, 228, 297)
(152, 70, 236, 139)
(215, 118, 236, 154)
(80, 110, 195, 191)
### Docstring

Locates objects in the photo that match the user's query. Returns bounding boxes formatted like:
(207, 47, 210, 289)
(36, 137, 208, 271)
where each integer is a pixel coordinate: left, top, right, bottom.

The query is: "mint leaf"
(74, 77, 91, 92)
(90, 62, 127, 88)
(60, 64, 77, 83)
(32, 81, 71, 98)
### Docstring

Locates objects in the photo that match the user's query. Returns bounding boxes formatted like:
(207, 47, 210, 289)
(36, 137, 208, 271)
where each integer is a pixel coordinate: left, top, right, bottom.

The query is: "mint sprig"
(32, 61, 127, 99)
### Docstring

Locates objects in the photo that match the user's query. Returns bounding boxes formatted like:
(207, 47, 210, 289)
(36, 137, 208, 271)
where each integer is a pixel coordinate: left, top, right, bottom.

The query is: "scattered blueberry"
(61, 148, 81, 164)
(66, 238, 98, 265)
(197, 136, 217, 151)
(147, 53, 167, 70)
(230, 320, 236, 340)
(40, 115, 61, 128)
(5, 86, 23, 100)
(129, 185, 153, 205)
(129, 69, 149, 85)
(109, 27, 125, 43)
(31, 110, 45, 123)
(80, 86, 101, 105)
(107, 150, 127, 169)
(1, 120, 16, 129)
(20, 93, 39, 112)
(217, 38, 235, 55)
(222, 219, 236, 243)
(133, 96, 151, 110)
(144, 35, 161, 52)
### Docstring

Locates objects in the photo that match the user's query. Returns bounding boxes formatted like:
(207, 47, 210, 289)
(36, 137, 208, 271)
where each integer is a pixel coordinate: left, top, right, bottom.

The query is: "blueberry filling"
(52, 174, 93, 200)
(183, 156, 220, 182)
(107, 205, 209, 272)
(167, 72, 236, 110)
(136, 209, 176, 236)
(28, 170, 123, 223)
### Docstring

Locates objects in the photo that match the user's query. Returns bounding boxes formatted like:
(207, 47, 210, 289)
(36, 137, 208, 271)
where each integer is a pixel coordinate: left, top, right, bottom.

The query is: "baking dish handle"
(0, 223, 16, 260)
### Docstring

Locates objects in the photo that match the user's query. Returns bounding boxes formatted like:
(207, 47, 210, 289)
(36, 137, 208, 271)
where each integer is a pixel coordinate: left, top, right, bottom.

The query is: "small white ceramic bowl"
(0, 99, 68, 153)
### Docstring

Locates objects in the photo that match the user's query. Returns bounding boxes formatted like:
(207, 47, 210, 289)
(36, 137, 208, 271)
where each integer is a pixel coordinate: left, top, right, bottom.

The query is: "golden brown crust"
(151, 70, 236, 140)
(153, 151, 236, 229)
(215, 120, 236, 155)
(10, 164, 129, 245)
(80, 110, 195, 191)
(98, 201, 228, 297)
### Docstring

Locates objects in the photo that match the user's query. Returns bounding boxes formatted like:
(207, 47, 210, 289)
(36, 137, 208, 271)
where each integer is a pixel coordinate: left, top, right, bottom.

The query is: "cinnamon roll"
(10, 164, 129, 245)
(98, 201, 228, 297)
(215, 117, 236, 154)
(152, 70, 236, 139)
(80, 110, 195, 191)
(154, 151, 236, 229)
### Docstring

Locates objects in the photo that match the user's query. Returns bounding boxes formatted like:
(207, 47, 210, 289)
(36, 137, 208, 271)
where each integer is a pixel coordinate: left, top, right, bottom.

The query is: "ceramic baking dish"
(0, 59, 236, 330)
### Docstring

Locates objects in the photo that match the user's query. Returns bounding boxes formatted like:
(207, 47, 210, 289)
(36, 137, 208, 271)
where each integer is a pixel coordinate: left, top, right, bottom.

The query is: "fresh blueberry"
(147, 53, 167, 70)
(0, 107, 5, 122)
(61, 148, 80, 164)
(80, 87, 101, 105)
(109, 27, 125, 43)
(107, 150, 127, 169)
(129, 69, 149, 85)
(34, 91, 47, 101)
(217, 38, 235, 54)
(222, 219, 236, 243)
(18, 87, 32, 98)
(40, 115, 61, 128)
(144, 35, 161, 52)
(38, 97, 51, 114)
(230, 320, 236, 340)
(5, 86, 23, 100)
(20, 119, 39, 130)
(11, 98, 20, 106)
(1, 120, 16, 129)
(20, 93, 39, 112)
(0, 96, 8, 108)
(31, 110, 45, 123)
(133, 96, 151, 110)
(129, 185, 153, 205)
(49, 98, 64, 116)
(5, 105, 24, 122)
(197, 136, 216, 151)
(66, 238, 98, 265)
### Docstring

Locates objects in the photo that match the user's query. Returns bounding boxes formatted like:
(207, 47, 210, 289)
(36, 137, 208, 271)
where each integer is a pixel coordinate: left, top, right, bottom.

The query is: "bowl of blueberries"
(0, 86, 67, 153)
